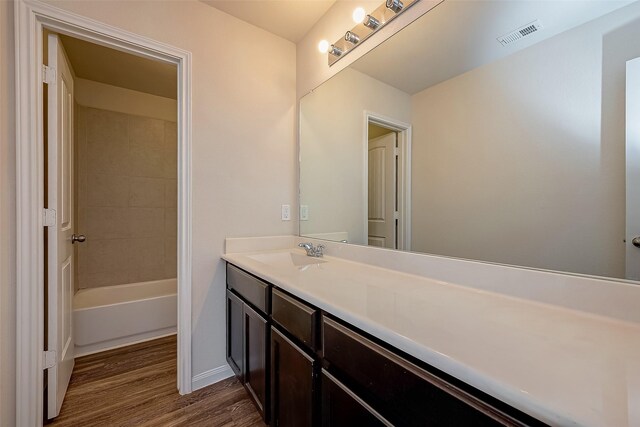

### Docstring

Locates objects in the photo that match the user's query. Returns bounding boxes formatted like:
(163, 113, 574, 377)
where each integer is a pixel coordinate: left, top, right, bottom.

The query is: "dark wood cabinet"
(322, 317, 527, 427)
(226, 262, 545, 427)
(244, 304, 269, 420)
(270, 327, 316, 427)
(226, 264, 271, 423)
(226, 290, 244, 378)
(320, 369, 391, 427)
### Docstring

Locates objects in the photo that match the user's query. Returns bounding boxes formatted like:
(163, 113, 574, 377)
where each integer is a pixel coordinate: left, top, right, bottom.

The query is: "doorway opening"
(15, 3, 192, 425)
(364, 112, 412, 251)
(43, 31, 179, 421)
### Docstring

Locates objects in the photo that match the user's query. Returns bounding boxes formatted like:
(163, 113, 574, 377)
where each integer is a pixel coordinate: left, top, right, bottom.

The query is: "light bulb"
(352, 7, 366, 24)
(318, 39, 329, 53)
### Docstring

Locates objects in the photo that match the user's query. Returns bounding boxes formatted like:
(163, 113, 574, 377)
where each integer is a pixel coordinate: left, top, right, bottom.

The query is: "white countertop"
(223, 248, 640, 427)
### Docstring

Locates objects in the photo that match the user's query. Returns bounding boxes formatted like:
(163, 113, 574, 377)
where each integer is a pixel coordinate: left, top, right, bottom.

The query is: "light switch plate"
(281, 204, 291, 221)
(300, 205, 309, 221)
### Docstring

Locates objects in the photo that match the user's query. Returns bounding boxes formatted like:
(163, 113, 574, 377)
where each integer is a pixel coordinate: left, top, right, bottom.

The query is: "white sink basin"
(247, 252, 327, 269)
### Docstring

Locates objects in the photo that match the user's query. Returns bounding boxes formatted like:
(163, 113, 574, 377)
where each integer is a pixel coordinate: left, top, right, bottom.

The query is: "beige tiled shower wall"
(76, 106, 177, 289)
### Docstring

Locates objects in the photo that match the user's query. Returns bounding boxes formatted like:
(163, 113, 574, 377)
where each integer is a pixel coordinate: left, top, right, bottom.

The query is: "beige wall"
(410, 4, 640, 279)
(368, 123, 394, 140)
(1, 1, 16, 425)
(300, 68, 411, 244)
(76, 106, 177, 289)
(1, 1, 296, 422)
(75, 78, 177, 122)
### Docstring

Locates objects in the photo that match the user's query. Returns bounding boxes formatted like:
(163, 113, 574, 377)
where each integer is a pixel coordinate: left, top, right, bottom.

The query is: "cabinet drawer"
(272, 289, 319, 351)
(226, 263, 269, 313)
(322, 317, 523, 427)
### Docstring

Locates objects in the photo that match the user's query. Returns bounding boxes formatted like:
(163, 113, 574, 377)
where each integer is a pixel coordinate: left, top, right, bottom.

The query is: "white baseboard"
(75, 328, 177, 358)
(192, 364, 234, 391)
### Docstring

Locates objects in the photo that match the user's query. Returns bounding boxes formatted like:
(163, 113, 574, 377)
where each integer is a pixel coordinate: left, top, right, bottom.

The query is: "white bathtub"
(74, 279, 177, 357)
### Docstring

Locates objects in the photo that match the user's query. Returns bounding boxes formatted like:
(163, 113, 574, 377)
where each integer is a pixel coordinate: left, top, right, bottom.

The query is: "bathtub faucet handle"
(71, 234, 86, 244)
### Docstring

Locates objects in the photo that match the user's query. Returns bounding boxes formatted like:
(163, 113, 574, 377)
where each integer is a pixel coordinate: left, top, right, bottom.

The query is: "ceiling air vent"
(497, 20, 543, 46)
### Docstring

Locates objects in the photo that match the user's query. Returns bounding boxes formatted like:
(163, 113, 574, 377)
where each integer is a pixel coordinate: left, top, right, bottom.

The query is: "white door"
(368, 133, 397, 248)
(627, 58, 640, 280)
(46, 33, 75, 419)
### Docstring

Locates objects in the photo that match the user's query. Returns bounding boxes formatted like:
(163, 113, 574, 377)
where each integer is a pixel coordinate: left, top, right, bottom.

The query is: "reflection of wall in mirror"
(300, 68, 411, 244)
(410, 3, 640, 279)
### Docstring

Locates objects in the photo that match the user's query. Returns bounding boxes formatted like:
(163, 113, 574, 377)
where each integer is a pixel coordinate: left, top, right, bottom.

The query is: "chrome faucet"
(298, 242, 325, 258)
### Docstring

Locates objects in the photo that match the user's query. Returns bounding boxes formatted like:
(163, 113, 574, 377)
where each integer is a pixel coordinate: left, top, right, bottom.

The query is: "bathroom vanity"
(226, 261, 539, 426)
(222, 237, 640, 427)
(222, 1, 640, 426)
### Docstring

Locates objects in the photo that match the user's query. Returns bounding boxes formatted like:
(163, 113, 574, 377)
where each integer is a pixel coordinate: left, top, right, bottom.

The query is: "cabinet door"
(226, 290, 244, 378)
(271, 327, 316, 427)
(321, 369, 391, 427)
(244, 304, 269, 420)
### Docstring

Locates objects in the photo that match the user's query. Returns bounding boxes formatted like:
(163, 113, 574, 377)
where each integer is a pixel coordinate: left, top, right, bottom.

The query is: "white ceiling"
(201, 0, 336, 42)
(351, 0, 635, 95)
(60, 35, 177, 99)
(58, 1, 635, 99)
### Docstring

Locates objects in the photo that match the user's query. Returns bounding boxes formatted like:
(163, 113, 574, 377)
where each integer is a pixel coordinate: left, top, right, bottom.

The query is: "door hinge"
(43, 350, 56, 369)
(42, 65, 56, 85)
(394, 147, 399, 156)
(394, 211, 399, 220)
(43, 208, 57, 227)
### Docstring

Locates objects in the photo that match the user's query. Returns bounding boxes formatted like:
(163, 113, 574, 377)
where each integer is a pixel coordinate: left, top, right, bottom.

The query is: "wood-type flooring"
(48, 335, 265, 427)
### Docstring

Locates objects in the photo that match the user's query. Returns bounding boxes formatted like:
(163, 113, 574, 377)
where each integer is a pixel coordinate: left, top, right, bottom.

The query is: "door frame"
(15, 1, 193, 425)
(363, 111, 412, 251)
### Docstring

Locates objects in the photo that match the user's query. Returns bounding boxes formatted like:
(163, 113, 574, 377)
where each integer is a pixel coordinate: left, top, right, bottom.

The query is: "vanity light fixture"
(386, 0, 404, 13)
(345, 31, 360, 44)
(326, 0, 422, 66)
(363, 15, 381, 30)
(329, 44, 343, 56)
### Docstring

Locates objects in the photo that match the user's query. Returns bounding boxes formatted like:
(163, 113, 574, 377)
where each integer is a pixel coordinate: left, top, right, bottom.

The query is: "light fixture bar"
(328, 0, 433, 66)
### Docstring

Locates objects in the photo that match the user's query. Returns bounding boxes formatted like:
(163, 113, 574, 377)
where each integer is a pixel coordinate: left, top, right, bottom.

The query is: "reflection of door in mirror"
(626, 56, 640, 281)
(368, 128, 397, 248)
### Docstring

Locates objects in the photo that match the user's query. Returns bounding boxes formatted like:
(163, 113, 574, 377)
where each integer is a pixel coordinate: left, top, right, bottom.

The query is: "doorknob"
(71, 234, 86, 244)
(633, 237, 640, 248)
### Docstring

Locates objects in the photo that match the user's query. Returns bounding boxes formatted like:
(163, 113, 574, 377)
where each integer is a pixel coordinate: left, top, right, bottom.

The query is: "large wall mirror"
(300, 0, 640, 282)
